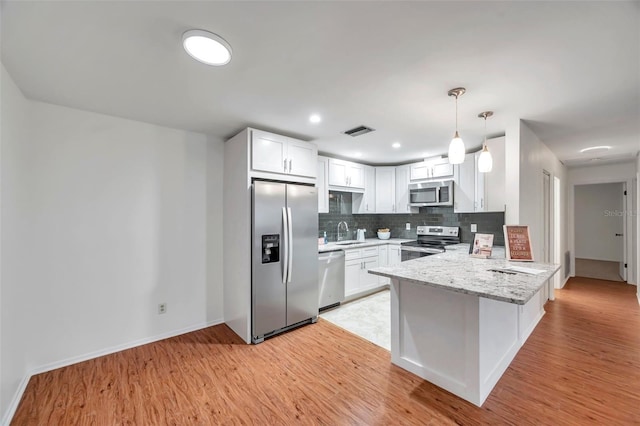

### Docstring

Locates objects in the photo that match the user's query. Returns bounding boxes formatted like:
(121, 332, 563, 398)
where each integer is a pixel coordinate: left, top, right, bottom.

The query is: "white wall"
(574, 183, 624, 261)
(1, 65, 224, 423)
(0, 65, 31, 420)
(517, 122, 567, 268)
(567, 161, 637, 283)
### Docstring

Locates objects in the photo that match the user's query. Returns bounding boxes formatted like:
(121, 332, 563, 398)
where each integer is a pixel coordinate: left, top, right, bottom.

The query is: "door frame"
(569, 177, 635, 284)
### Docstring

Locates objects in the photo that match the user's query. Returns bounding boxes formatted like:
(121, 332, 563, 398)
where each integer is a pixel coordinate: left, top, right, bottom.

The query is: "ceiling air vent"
(343, 125, 375, 137)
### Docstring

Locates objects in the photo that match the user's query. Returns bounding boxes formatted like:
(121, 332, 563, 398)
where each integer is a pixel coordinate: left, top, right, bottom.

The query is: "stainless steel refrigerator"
(252, 180, 318, 343)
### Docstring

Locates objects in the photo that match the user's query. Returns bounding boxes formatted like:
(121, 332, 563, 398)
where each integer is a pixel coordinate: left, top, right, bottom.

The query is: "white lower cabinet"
(389, 245, 401, 265)
(378, 245, 390, 285)
(344, 246, 381, 298)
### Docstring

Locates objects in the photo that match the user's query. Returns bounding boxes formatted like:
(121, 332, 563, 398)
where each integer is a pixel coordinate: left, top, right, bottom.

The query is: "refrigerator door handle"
(286, 207, 293, 283)
(282, 207, 289, 284)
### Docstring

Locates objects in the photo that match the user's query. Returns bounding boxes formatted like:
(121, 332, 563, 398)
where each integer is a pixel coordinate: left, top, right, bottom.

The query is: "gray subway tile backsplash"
(319, 191, 505, 245)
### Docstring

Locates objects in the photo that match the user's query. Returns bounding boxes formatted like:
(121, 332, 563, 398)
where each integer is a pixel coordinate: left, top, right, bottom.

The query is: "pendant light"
(447, 88, 466, 164)
(477, 111, 494, 173)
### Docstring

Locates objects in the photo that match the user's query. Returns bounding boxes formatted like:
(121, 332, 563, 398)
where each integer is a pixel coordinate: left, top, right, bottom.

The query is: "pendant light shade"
(448, 131, 466, 164)
(447, 88, 466, 165)
(477, 145, 493, 173)
(477, 111, 494, 173)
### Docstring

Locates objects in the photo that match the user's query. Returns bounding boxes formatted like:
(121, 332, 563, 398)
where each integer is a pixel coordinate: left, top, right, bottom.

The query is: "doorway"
(573, 182, 626, 282)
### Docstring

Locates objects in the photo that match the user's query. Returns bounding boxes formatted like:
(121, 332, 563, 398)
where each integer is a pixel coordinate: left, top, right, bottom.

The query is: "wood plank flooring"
(575, 257, 624, 282)
(12, 277, 640, 425)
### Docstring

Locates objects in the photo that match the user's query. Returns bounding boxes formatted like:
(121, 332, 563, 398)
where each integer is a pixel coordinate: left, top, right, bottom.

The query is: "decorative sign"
(503, 225, 534, 261)
(469, 233, 494, 258)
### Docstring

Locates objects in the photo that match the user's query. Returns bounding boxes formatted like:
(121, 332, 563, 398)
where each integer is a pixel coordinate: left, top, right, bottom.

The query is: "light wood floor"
(575, 257, 624, 282)
(12, 277, 640, 425)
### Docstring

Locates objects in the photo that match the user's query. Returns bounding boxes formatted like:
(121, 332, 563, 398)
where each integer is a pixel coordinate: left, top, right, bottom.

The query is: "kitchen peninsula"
(368, 245, 560, 406)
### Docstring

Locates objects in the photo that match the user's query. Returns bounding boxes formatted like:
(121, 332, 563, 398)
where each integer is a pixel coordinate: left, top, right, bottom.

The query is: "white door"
(287, 140, 317, 178)
(345, 259, 362, 297)
(363, 166, 376, 213)
(328, 159, 348, 186)
(360, 257, 380, 290)
(375, 167, 396, 212)
(474, 151, 486, 212)
(347, 163, 365, 189)
(251, 130, 286, 174)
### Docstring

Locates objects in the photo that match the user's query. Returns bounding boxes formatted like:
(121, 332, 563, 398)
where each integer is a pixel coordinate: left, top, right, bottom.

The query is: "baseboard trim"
(560, 275, 570, 289)
(1, 318, 224, 426)
(637, 291, 640, 306)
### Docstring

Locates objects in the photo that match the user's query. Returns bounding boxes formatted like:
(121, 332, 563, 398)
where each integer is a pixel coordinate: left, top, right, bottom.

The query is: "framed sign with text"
(503, 225, 534, 261)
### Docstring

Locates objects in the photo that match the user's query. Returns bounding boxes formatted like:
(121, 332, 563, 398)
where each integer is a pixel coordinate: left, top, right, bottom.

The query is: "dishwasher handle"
(319, 250, 345, 261)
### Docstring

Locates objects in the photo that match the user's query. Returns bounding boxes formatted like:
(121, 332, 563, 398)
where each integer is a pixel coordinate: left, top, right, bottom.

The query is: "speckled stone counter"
(368, 243, 561, 407)
(368, 243, 560, 305)
(318, 238, 412, 253)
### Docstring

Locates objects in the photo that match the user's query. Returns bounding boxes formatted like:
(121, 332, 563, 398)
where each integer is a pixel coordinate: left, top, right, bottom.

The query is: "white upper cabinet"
(317, 157, 329, 213)
(375, 167, 396, 213)
(328, 158, 365, 190)
(453, 136, 505, 213)
(483, 137, 506, 212)
(250, 129, 317, 178)
(353, 165, 376, 214)
(454, 154, 476, 213)
(395, 165, 418, 214)
(410, 158, 454, 181)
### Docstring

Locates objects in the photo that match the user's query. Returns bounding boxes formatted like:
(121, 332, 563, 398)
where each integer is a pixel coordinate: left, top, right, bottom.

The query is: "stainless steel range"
(400, 226, 460, 262)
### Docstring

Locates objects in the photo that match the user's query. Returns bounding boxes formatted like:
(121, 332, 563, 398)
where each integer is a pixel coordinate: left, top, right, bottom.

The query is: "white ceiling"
(2, 1, 639, 166)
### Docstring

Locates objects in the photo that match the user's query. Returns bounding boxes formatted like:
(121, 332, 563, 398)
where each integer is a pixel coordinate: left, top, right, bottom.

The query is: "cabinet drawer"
(344, 249, 362, 261)
(361, 246, 379, 258)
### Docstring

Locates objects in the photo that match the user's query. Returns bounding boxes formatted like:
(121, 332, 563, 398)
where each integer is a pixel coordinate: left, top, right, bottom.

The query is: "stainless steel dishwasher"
(318, 250, 345, 311)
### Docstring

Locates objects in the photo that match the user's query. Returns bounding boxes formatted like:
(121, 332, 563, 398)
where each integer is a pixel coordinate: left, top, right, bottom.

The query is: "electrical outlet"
(405, 223, 411, 230)
(158, 303, 167, 314)
(470, 224, 477, 233)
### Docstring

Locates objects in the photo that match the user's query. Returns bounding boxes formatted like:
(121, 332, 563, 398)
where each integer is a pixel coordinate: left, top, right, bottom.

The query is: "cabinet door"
(317, 157, 329, 213)
(389, 246, 401, 266)
(347, 163, 365, 189)
(395, 165, 415, 213)
(375, 167, 396, 213)
(454, 154, 475, 213)
(431, 162, 454, 178)
(287, 139, 317, 178)
(360, 257, 380, 290)
(378, 245, 390, 284)
(353, 166, 376, 214)
(484, 137, 506, 211)
(328, 159, 348, 186)
(363, 165, 376, 212)
(410, 162, 431, 181)
(345, 259, 362, 297)
(474, 152, 486, 212)
(251, 130, 286, 174)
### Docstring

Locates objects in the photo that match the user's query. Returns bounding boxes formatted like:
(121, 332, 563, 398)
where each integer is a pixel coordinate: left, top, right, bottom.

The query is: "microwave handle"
(435, 186, 441, 203)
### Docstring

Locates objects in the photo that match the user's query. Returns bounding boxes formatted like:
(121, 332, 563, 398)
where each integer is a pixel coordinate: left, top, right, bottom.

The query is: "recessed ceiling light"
(392, 142, 401, 149)
(579, 145, 611, 153)
(309, 114, 322, 124)
(182, 29, 232, 66)
(354, 152, 363, 158)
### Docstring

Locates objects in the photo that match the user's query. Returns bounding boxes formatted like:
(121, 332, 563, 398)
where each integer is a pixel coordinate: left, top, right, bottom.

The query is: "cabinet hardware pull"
(284, 159, 288, 173)
(289, 159, 292, 172)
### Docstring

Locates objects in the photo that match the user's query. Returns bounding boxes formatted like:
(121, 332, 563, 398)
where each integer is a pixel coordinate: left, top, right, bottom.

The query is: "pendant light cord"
(455, 95, 458, 132)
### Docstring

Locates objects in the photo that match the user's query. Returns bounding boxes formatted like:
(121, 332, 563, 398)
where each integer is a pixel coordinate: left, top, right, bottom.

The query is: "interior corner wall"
(1, 64, 31, 420)
(206, 136, 225, 323)
(1, 65, 224, 422)
(636, 154, 640, 293)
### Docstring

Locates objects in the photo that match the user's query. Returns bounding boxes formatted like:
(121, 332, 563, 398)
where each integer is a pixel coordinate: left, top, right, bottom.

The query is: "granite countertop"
(318, 238, 412, 253)
(368, 243, 561, 305)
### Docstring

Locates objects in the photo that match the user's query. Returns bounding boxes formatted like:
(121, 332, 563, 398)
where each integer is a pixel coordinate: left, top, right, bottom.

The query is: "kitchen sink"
(335, 240, 366, 245)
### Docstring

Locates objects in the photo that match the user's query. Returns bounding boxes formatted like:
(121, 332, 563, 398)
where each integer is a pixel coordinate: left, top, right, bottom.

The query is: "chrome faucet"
(337, 221, 349, 241)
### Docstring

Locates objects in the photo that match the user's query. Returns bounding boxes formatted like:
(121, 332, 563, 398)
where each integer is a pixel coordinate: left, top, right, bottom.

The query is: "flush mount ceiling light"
(309, 114, 322, 124)
(447, 87, 466, 165)
(579, 145, 611, 153)
(182, 29, 232, 66)
(477, 111, 494, 173)
(392, 142, 401, 149)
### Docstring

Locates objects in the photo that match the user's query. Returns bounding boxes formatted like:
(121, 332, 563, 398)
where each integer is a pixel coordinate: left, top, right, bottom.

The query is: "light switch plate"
(405, 223, 411, 230)
(470, 224, 477, 233)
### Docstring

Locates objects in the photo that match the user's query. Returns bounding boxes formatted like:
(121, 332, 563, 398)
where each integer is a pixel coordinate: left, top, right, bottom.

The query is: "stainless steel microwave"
(408, 181, 454, 207)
